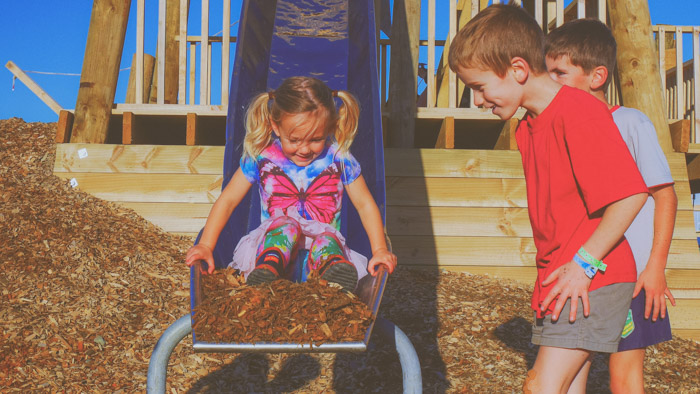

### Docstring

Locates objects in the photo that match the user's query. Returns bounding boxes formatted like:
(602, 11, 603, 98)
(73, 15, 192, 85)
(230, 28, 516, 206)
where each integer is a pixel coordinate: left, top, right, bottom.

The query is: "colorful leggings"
(255, 216, 348, 277)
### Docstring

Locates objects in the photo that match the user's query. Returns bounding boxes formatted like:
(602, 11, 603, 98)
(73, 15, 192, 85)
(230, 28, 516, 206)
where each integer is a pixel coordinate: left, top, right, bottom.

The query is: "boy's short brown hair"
(448, 3, 547, 77)
(545, 18, 617, 90)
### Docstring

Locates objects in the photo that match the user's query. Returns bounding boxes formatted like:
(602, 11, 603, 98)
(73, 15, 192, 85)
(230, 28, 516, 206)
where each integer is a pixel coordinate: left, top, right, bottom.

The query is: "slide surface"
(190, 0, 387, 351)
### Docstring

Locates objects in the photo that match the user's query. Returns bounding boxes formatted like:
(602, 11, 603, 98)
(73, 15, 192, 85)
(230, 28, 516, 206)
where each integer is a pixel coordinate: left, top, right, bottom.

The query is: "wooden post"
(71, 0, 131, 143)
(164, 0, 183, 104)
(125, 53, 155, 103)
(186, 112, 200, 145)
(434, 116, 455, 149)
(435, 1, 473, 108)
(56, 110, 74, 143)
(669, 119, 690, 153)
(494, 118, 519, 150)
(122, 112, 137, 144)
(387, 0, 421, 148)
(149, 0, 180, 105)
(608, 0, 674, 152)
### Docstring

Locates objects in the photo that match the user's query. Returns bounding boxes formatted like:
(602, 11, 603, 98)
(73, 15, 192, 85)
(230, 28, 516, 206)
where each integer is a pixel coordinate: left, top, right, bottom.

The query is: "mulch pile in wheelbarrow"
(2, 117, 699, 392)
(193, 269, 372, 344)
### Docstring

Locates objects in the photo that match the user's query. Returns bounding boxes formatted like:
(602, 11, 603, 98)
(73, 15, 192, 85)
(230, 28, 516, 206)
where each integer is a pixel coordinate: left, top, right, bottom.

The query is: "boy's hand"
(368, 248, 397, 276)
(541, 260, 592, 322)
(185, 244, 215, 274)
(635, 265, 676, 321)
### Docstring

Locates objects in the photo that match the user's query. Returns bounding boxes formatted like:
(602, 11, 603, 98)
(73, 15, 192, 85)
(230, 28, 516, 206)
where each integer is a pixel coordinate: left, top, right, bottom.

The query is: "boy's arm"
(637, 184, 677, 320)
(345, 175, 397, 275)
(541, 192, 648, 322)
(185, 168, 253, 273)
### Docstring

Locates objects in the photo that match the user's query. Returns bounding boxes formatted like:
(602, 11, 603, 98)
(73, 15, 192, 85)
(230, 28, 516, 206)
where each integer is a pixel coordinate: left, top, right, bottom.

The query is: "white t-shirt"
(612, 106, 674, 276)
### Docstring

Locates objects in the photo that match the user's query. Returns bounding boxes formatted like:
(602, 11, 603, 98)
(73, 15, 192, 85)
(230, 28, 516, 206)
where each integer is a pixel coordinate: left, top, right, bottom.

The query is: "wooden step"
(390, 235, 700, 270)
(387, 206, 698, 240)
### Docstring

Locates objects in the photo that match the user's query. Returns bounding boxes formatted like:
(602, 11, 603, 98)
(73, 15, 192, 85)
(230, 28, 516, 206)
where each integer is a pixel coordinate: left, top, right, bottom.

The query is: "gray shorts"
(531, 282, 635, 353)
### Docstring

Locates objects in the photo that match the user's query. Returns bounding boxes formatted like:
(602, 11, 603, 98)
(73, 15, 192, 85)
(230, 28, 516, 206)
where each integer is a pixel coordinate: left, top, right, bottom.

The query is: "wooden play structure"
(32, 0, 700, 342)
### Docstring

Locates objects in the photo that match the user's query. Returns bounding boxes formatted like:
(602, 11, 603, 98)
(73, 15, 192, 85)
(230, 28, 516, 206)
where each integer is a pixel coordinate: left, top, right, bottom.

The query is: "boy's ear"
(510, 57, 530, 84)
(589, 65, 609, 91)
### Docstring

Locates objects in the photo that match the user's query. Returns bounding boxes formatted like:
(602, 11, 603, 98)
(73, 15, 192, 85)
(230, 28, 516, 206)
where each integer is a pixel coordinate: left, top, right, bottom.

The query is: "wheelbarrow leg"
(376, 317, 422, 393)
(147, 315, 192, 394)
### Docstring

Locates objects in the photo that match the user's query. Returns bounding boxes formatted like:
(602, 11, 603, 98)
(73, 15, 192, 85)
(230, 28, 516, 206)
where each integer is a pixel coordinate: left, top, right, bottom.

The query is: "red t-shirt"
(515, 86, 648, 318)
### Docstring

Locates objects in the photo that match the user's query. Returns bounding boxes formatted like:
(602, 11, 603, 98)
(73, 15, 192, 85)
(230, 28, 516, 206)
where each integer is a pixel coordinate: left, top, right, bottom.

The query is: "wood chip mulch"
(193, 270, 371, 344)
(1, 117, 699, 393)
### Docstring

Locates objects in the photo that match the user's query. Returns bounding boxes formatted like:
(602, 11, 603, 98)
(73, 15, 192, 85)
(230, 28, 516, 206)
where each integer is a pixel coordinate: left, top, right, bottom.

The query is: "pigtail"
(334, 90, 359, 155)
(243, 92, 275, 159)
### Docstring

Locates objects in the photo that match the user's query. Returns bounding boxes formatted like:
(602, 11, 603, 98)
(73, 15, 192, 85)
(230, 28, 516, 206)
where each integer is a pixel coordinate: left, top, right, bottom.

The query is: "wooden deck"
(54, 143, 700, 340)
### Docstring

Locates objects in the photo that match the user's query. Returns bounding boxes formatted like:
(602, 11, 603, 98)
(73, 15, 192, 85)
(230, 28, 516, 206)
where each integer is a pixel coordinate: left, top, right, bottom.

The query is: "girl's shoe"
(247, 248, 284, 286)
(320, 256, 358, 291)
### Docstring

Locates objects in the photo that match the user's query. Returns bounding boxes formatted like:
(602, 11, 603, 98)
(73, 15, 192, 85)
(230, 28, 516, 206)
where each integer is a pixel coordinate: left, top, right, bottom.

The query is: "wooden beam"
(186, 112, 200, 145)
(56, 110, 74, 143)
(122, 112, 136, 144)
(435, 0, 473, 108)
(608, 1, 674, 153)
(200, 0, 210, 105)
(71, 0, 131, 143)
(494, 118, 518, 150)
(387, 0, 421, 147)
(5, 61, 63, 114)
(385, 148, 525, 178)
(434, 116, 454, 149)
(221, 0, 231, 107)
(389, 235, 700, 269)
(136, 0, 145, 104)
(669, 119, 690, 153)
(54, 143, 223, 175)
(156, 0, 166, 104)
(125, 53, 155, 103)
(163, 0, 183, 104)
(53, 172, 223, 204)
(178, 0, 188, 104)
(694, 26, 700, 143)
(686, 153, 700, 184)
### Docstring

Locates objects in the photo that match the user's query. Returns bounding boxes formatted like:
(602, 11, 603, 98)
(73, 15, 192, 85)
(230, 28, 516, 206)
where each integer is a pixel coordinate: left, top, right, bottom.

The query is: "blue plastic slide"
(149, 1, 420, 391)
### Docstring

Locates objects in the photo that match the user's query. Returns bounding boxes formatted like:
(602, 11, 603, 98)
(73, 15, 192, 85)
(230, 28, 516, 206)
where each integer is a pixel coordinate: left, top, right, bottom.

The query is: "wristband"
(573, 253, 598, 279)
(577, 247, 607, 272)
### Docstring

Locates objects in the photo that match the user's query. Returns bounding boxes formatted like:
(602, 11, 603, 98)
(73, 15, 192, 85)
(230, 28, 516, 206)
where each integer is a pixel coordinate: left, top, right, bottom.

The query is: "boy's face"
(546, 54, 594, 93)
(455, 66, 523, 120)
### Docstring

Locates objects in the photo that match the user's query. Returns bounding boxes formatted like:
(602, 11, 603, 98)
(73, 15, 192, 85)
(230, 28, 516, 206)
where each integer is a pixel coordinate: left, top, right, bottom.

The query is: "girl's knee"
(269, 215, 301, 230)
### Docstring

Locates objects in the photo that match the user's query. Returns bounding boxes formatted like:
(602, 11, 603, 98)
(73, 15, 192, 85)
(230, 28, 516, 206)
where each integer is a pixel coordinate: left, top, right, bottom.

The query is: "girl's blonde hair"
(243, 76, 360, 158)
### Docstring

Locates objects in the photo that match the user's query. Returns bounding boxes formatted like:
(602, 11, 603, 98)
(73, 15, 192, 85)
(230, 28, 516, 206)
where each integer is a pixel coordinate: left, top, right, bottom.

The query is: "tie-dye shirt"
(240, 139, 362, 230)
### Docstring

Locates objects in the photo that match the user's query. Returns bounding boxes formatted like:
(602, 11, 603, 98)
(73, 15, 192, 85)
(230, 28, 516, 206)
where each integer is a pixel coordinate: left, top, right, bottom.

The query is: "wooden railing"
(123, 0, 698, 139)
(374, 0, 698, 139)
(127, 0, 234, 114)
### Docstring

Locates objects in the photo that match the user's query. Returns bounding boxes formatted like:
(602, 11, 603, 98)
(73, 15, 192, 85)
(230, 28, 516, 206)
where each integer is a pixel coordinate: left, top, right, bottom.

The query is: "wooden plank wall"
(54, 144, 700, 340)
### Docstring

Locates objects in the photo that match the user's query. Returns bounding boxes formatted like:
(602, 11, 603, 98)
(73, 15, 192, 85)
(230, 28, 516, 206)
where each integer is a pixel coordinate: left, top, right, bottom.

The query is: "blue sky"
(1, 0, 698, 123)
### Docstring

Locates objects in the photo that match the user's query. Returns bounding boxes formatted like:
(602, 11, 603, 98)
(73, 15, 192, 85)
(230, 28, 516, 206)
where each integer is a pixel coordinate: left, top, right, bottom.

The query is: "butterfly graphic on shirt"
(259, 159, 341, 224)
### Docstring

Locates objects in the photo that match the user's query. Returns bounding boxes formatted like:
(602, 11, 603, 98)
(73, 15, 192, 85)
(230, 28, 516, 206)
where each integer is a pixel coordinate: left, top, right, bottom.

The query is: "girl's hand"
(368, 248, 397, 276)
(185, 244, 215, 274)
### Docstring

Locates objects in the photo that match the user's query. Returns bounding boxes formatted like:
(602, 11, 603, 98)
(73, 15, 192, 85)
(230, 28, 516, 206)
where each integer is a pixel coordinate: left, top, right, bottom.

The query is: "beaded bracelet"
(577, 247, 607, 272)
(573, 253, 598, 279)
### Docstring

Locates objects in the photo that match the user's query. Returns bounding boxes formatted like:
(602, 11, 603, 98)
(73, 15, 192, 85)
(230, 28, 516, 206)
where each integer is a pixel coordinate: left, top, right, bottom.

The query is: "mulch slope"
(1, 117, 699, 393)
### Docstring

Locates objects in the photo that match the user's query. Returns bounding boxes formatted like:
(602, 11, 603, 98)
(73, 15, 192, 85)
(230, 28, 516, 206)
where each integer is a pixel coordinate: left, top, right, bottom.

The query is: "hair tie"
(268, 91, 275, 100)
(332, 90, 338, 97)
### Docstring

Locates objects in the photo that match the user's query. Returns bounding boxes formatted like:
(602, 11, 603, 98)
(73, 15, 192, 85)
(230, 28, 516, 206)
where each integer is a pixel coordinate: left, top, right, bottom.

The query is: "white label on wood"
(78, 148, 89, 159)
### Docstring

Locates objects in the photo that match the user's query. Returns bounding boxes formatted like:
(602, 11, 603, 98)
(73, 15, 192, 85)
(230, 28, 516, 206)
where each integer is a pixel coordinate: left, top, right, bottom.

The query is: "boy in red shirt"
(448, 4, 649, 392)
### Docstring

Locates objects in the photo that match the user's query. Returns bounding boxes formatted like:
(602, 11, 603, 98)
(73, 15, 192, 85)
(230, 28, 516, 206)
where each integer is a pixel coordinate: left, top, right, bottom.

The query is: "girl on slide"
(185, 76, 396, 291)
